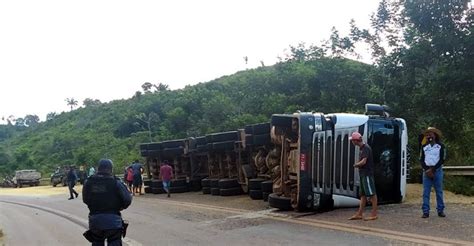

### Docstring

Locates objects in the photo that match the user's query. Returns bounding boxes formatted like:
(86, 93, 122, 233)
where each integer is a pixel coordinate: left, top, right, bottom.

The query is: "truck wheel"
(219, 187, 242, 196)
(262, 192, 270, 201)
(169, 186, 188, 193)
(143, 180, 152, 186)
(151, 180, 163, 188)
(248, 178, 265, 190)
(202, 187, 211, 194)
(171, 179, 187, 187)
(252, 123, 271, 135)
(268, 193, 292, 211)
(144, 187, 152, 193)
(209, 179, 219, 188)
(210, 187, 220, 196)
(249, 189, 263, 200)
(218, 178, 240, 189)
(152, 187, 165, 194)
(201, 178, 211, 188)
(188, 179, 202, 191)
(261, 180, 273, 193)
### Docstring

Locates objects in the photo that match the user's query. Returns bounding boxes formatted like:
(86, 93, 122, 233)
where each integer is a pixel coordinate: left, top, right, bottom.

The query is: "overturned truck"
(139, 103, 408, 211)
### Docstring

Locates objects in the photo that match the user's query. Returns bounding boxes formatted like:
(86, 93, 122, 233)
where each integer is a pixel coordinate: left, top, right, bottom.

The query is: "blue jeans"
(162, 181, 171, 193)
(422, 168, 445, 214)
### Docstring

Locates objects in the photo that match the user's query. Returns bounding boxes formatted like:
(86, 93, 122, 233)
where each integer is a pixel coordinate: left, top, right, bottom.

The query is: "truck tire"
(241, 165, 256, 180)
(144, 186, 152, 193)
(188, 179, 202, 191)
(202, 187, 211, 194)
(152, 187, 165, 194)
(252, 134, 271, 146)
(210, 179, 219, 188)
(170, 186, 188, 193)
(220, 187, 242, 196)
(206, 131, 239, 143)
(249, 189, 263, 200)
(218, 178, 240, 189)
(212, 141, 235, 151)
(268, 193, 292, 211)
(252, 123, 271, 135)
(201, 178, 211, 187)
(261, 180, 273, 193)
(171, 179, 187, 187)
(244, 125, 253, 135)
(262, 192, 270, 201)
(248, 178, 265, 190)
(210, 187, 220, 196)
(151, 180, 163, 188)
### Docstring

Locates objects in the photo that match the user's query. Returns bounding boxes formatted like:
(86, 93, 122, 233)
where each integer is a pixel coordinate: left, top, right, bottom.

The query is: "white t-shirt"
(423, 143, 441, 166)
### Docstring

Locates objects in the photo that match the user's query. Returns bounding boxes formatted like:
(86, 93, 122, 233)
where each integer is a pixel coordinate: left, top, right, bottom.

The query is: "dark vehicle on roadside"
(50, 166, 86, 187)
(50, 166, 68, 187)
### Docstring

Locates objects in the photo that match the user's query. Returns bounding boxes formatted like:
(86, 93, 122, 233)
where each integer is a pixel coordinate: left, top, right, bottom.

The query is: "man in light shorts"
(159, 160, 173, 198)
(349, 132, 378, 221)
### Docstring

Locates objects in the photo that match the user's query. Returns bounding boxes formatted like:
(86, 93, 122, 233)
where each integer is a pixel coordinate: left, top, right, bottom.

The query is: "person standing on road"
(159, 160, 173, 198)
(125, 166, 134, 192)
(420, 127, 446, 218)
(82, 159, 132, 246)
(67, 166, 79, 200)
(131, 160, 144, 195)
(349, 132, 378, 221)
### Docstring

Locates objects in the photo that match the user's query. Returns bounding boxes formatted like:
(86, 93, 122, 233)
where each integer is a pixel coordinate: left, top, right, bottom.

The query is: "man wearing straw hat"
(420, 127, 446, 218)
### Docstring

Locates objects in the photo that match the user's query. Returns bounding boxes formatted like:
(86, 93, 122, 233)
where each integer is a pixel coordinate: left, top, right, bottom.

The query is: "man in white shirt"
(420, 127, 446, 218)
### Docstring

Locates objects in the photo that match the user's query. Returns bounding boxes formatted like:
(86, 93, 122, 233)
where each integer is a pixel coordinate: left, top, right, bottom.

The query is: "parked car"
(12, 170, 41, 188)
(50, 166, 68, 187)
(50, 166, 86, 187)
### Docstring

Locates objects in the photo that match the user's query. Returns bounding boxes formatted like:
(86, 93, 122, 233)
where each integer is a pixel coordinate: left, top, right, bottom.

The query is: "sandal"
(364, 215, 378, 221)
(348, 214, 363, 220)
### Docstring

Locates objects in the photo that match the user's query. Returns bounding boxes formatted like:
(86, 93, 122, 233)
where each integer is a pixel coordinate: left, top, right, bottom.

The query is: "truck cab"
(269, 104, 408, 211)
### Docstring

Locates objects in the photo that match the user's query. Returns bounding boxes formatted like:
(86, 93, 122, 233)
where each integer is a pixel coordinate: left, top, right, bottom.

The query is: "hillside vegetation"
(0, 1, 472, 181)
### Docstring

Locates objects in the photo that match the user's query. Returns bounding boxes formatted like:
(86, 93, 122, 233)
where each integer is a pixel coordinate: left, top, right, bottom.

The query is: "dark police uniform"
(82, 167, 132, 246)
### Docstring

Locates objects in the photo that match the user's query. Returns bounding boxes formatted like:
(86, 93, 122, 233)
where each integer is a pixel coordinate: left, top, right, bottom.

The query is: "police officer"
(82, 159, 132, 246)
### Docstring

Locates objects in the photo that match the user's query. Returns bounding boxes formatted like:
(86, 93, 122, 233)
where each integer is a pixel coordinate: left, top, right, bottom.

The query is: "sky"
(0, 0, 380, 122)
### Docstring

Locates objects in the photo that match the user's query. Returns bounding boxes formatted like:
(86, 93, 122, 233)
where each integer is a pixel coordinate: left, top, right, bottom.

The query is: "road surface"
(1, 185, 473, 245)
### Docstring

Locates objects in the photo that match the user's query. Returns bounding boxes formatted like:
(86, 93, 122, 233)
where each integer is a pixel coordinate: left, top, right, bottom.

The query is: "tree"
(24, 115, 40, 127)
(135, 112, 160, 142)
(153, 83, 169, 92)
(141, 82, 153, 93)
(65, 98, 78, 111)
(46, 112, 57, 121)
(83, 98, 102, 107)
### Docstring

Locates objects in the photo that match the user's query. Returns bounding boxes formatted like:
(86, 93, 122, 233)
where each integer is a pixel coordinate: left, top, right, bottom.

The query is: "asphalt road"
(1, 187, 473, 245)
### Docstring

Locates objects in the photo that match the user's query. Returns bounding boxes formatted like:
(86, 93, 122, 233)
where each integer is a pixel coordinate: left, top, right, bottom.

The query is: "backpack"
(126, 168, 134, 182)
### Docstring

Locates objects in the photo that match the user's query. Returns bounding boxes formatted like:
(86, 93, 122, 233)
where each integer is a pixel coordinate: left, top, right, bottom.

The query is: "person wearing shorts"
(131, 160, 144, 195)
(349, 132, 378, 221)
(159, 160, 173, 198)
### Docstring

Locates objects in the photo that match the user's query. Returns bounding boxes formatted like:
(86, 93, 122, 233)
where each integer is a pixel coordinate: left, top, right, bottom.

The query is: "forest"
(0, 1, 472, 193)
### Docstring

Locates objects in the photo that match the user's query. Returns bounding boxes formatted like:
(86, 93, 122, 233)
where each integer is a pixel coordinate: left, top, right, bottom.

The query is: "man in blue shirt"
(130, 160, 144, 195)
(82, 159, 132, 246)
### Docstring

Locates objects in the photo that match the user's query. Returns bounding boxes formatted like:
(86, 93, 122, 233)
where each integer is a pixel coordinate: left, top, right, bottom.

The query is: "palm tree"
(65, 98, 78, 111)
